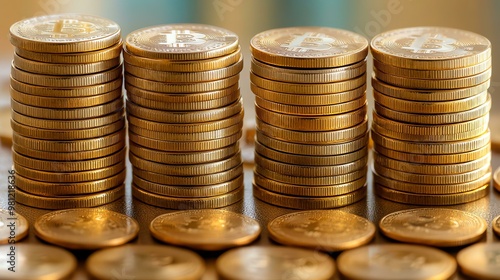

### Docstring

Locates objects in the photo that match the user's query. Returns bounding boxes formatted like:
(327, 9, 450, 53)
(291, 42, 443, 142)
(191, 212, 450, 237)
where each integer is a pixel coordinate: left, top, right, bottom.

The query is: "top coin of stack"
(124, 24, 244, 209)
(250, 27, 369, 209)
(9, 14, 126, 209)
(370, 27, 492, 205)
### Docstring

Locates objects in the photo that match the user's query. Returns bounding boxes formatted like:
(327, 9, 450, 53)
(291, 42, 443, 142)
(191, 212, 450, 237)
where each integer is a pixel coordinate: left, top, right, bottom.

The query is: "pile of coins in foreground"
(124, 24, 244, 209)
(9, 15, 126, 209)
(250, 27, 369, 209)
(371, 27, 492, 205)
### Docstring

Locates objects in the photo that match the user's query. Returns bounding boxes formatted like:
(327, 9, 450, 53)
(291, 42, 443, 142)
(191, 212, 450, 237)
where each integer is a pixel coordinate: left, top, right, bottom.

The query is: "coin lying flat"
(0, 244, 76, 280)
(268, 210, 375, 251)
(150, 209, 261, 251)
(494, 167, 500, 192)
(34, 208, 139, 250)
(493, 216, 500, 237)
(216, 246, 336, 280)
(457, 243, 500, 280)
(86, 245, 205, 280)
(0, 209, 29, 244)
(380, 208, 487, 247)
(337, 244, 457, 280)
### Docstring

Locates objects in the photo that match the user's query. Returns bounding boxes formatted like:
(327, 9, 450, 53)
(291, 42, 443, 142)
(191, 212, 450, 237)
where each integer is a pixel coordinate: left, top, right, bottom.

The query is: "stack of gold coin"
(250, 27, 369, 209)
(9, 14, 125, 209)
(371, 27, 492, 205)
(124, 24, 244, 209)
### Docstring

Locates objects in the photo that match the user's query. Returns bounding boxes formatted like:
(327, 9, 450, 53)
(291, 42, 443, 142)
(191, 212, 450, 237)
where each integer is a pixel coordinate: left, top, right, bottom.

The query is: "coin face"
(337, 244, 457, 280)
(0, 209, 29, 244)
(457, 243, 500, 280)
(379, 208, 487, 247)
(125, 24, 239, 59)
(150, 209, 261, 250)
(86, 245, 205, 280)
(34, 208, 139, 249)
(494, 216, 500, 237)
(268, 210, 375, 251)
(0, 244, 76, 280)
(10, 14, 120, 52)
(216, 246, 336, 280)
(250, 27, 368, 68)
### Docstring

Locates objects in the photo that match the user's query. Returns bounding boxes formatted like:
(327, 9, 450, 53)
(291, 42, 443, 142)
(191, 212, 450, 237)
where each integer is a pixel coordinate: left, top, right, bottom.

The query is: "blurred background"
(0, 0, 498, 127)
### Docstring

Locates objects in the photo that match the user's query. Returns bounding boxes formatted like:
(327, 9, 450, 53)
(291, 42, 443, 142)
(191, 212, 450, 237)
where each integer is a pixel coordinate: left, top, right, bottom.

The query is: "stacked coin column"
(370, 27, 492, 205)
(250, 27, 369, 209)
(124, 24, 244, 209)
(9, 15, 126, 209)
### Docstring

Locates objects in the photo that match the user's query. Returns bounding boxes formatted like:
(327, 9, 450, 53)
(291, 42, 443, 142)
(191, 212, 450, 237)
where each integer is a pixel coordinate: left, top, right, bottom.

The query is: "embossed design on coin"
(457, 243, 500, 280)
(493, 215, 500, 237)
(0, 209, 29, 244)
(268, 210, 375, 251)
(380, 208, 487, 247)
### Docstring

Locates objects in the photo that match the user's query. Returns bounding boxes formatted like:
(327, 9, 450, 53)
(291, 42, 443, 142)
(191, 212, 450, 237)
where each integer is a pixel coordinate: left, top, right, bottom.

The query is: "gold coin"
(125, 24, 239, 60)
(86, 244, 206, 280)
(150, 210, 261, 250)
(12, 110, 124, 130)
(253, 184, 366, 209)
(0, 209, 28, 244)
(34, 208, 138, 249)
(257, 130, 368, 156)
(373, 57, 491, 79)
(255, 164, 367, 186)
(374, 67, 491, 89)
(16, 170, 125, 196)
(380, 208, 487, 247)
(251, 58, 367, 83)
(14, 141, 124, 161)
(268, 210, 375, 252)
(134, 174, 243, 197)
(457, 243, 500, 280)
(133, 164, 243, 186)
(13, 148, 126, 172)
(0, 244, 76, 280)
(370, 27, 491, 69)
(124, 57, 243, 82)
(373, 168, 492, 195)
(11, 97, 124, 120)
(493, 166, 500, 191)
(370, 128, 490, 154)
(375, 183, 489, 205)
(129, 131, 241, 152)
(216, 246, 335, 280)
(10, 77, 122, 97)
(124, 46, 241, 72)
(10, 14, 121, 53)
(130, 151, 241, 176)
(251, 72, 366, 94)
(11, 63, 122, 87)
(13, 53, 121, 75)
(252, 82, 366, 106)
(257, 117, 368, 144)
(254, 152, 367, 177)
(493, 215, 500, 237)
(15, 41, 123, 63)
(130, 142, 239, 164)
(0, 107, 12, 146)
(372, 76, 490, 101)
(251, 26, 368, 68)
(255, 95, 366, 116)
(256, 141, 368, 166)
(126, 98, 241, 123)
(337, 244, 457, 280)
(11, 119, 124, 140)
(374, 96, 491, 125)
(133, 185, 243, 209)
(127, 110, 243, 133)
(126, 73, 239, 93)
(129, 123, 241, 142)
(12, 129, 125, 152)
(16, 185, 124, 209)
(14, 162, 125, 183)
(254, 172, 366, 197)
(256, 104, 367, 131)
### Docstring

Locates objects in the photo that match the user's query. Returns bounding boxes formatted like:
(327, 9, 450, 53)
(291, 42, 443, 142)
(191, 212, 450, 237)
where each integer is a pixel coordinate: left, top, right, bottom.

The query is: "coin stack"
(9, 15, 126, 209)
(371, 27, 492, 205)
(250, 27, 369, 209)
(124, 24, 244, 209)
